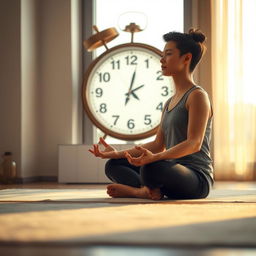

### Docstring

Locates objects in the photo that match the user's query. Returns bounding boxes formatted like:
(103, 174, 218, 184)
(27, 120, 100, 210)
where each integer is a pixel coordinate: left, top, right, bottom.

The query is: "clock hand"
(131, 91, 139, 100)
(125, 95, 130, 105)
(125, 67, 137, 105)
(129, 68, 136, 92)
(130, 84, 144, 93)
(125, 84, 144, 102)
(125, 91, 140, 100)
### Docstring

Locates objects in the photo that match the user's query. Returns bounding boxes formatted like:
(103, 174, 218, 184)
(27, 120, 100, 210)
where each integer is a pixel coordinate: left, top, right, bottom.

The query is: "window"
(227, 0, 256, 105)
(94, 0, 183, 56)
(211, 0, 256, 179)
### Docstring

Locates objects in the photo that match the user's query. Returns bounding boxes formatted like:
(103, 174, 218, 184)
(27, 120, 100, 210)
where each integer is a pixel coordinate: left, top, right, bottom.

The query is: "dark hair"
(163, 28, 207, 72)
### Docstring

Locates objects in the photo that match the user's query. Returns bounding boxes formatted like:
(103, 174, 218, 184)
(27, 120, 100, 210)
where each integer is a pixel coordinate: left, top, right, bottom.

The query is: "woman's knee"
(105, 159, 118, 176)
(141, 162, 157, 177)
(140, 161, 167, 186)
(141, 160, 173, 177)
(104, 158, 141, 187)
(105, 158, 130, 176)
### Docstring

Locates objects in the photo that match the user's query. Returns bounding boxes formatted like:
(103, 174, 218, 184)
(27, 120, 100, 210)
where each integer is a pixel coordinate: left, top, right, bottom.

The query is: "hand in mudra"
(125, 146, 156, 166)
(89, 137, 119, 159)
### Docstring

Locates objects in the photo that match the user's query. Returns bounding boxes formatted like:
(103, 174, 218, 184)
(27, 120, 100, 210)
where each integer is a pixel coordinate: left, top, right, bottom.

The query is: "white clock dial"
(83, 43, 174, 140)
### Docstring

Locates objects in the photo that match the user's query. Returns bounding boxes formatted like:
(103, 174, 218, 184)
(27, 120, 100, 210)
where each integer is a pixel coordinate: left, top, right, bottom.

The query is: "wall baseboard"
(15, 176, 58, 184)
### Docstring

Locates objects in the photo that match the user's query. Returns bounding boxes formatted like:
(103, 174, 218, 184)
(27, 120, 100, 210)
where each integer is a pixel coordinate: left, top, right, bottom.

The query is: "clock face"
(82, 43, 174, 140)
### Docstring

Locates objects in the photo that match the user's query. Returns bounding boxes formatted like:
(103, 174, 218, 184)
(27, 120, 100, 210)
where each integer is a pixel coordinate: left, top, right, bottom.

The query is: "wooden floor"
(0, 181, 256, 256)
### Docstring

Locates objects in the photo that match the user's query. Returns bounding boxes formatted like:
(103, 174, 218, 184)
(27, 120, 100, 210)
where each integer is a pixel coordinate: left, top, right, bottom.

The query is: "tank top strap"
(181, 85, 201, 105)
(163, 97, 172, 112)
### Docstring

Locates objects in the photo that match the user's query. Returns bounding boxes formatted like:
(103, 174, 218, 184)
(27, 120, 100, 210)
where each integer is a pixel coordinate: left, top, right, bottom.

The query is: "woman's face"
(161, 41, 190, 76)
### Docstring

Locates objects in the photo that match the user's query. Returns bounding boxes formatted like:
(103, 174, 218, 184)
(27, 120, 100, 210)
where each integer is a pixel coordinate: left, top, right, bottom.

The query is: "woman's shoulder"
(185, 86, 211, 110)
(189, 86, 210, 99)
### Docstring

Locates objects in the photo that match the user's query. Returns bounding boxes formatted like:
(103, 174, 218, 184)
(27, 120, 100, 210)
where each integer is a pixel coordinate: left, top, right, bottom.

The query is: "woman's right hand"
(88, 137, 120, 159)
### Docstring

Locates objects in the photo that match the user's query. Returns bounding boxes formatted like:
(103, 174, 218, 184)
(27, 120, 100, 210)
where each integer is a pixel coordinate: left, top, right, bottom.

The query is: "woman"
(89, 28, 214, 200)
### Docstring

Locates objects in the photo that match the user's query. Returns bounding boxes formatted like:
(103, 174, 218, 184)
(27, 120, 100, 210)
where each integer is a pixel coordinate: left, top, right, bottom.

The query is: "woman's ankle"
(135, 186, 152, 199)
(148, 187, 163, 200)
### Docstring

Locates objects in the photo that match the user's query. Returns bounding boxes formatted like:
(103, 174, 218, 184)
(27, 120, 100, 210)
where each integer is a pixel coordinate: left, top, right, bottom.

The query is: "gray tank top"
(161, 85, 214, 185)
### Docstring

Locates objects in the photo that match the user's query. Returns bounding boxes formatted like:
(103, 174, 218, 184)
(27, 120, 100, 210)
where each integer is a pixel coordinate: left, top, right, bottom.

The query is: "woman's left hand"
(124, 146, 157, 166)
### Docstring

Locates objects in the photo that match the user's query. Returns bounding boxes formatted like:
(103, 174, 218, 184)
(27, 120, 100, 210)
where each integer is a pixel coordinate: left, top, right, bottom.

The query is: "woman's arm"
(125, 89, 212, 166)
(89, 100, 168, 159)
(155, 89, 211, 161)
(89, 127, 165, 159)
(89, 125, 166, 159)
(117, 99, 170, 158)
(117, 125, 166, 158)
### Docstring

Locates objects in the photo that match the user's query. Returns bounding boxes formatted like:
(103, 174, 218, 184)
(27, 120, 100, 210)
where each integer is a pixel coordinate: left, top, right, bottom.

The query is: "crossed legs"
(105, 158, 163, 200)
(105, 158, 209, 200)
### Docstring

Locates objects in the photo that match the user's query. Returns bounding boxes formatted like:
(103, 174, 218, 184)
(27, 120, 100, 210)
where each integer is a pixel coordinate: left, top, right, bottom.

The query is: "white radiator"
(58, 144, 132, 183)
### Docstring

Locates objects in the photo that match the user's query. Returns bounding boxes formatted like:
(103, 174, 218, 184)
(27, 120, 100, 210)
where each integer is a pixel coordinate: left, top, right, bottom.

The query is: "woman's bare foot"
(107, 184, 150, 199)
(106, 184, 163, 200)
(148, 188, 164, 200)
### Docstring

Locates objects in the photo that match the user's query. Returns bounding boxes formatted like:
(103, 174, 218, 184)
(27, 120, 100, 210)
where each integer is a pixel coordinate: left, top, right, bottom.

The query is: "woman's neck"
(172, 72, 195, 95)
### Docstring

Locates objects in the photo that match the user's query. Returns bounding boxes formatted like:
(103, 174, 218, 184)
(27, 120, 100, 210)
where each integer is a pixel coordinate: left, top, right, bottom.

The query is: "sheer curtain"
(211, 0, 256, 180)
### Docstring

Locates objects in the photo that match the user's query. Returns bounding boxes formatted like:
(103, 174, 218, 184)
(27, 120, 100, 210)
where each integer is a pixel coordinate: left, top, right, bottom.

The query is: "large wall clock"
(82, 23, 174, 141)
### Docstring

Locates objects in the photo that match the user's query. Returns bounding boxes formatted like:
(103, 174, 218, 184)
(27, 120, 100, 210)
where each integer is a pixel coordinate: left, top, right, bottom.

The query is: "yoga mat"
(0, 187, 255, 203)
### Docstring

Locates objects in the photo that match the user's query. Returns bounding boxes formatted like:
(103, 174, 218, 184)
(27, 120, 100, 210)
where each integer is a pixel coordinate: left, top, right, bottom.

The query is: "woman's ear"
(184, 53, 192, 64)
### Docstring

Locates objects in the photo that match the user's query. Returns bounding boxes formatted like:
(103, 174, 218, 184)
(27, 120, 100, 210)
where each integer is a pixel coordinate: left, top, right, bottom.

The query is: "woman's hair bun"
(188, 28, 206, 43)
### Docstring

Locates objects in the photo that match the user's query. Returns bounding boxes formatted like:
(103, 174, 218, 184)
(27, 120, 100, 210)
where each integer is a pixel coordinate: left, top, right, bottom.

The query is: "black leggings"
(105, 158, 210, 199)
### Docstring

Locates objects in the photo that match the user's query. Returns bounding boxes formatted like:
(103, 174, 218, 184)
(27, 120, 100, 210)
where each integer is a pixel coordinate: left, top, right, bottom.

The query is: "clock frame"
(82, 25, 173, 141)
(82, 42, 173, 141)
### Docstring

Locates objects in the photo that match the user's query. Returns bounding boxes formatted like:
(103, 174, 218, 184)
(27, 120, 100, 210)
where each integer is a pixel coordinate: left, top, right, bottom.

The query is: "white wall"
(38, 0, 73, 177)
(0, 0, 22, 176)
(21, 0, 40, 178)
(0, 0, 82, 180)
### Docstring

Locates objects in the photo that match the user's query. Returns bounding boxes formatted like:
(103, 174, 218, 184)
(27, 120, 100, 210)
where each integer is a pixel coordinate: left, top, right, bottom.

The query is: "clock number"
(145, 59, 149, 68)
(127, 119, 135, 129)
(99, 103, 107, 113)
(156, 71, 164, 80)
(111, 60, 120, 70)
(161, 86, 169, 96)
(112, 115, 120, 125)
(99, 72, 110, 82)
(95, 88, 103, 97)
(156, 102, 163, 111)
(125, 55, 137, 65)
(144, 115, 152, 125)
